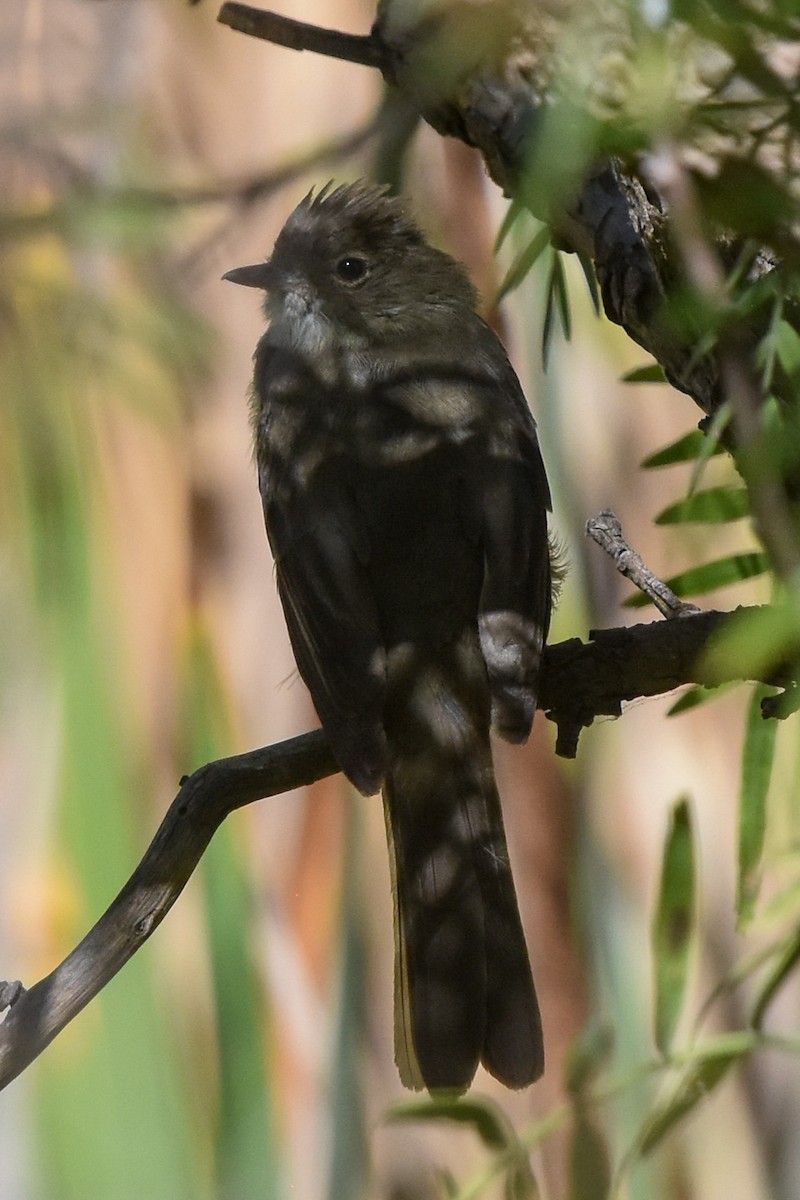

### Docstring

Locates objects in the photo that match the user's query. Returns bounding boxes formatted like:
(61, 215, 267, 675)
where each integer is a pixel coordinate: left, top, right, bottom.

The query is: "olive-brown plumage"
(224, 182, 552, 1092)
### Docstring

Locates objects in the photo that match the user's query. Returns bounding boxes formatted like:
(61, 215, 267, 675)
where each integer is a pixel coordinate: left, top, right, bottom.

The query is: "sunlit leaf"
(494, 198, 526, 251)
(774, 319, 800, 381)
(652, 799, 696, 1054)
(701, 601, 800, 685)
(654, 486, 749, 525)
(641, 430, 714, 467)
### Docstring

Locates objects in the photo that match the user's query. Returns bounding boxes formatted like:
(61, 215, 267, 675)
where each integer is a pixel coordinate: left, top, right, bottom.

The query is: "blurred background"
(1, 1, 799, 1198)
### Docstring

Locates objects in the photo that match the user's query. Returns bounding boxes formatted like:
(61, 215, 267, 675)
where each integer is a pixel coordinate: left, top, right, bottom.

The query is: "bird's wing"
(471, 367, 553, 743)
(254, 345, 387, 796)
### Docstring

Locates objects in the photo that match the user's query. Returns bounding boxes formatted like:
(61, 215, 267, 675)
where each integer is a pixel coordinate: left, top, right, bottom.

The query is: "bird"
(223, 180, 553, 1092)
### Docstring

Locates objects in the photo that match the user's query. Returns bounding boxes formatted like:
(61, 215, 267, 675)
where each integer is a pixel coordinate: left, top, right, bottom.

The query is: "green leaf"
(551, 253, 572, 340)
(751, 928, 800, 1029)
(577, 250, 601, 316)
(667, 682, 738, 716)
(652, 799, 696, 1054)
(388, 1096, 539, 1200)
(622, 363, 667, 383)
(688, 404, 731, 495)
(641, 430, 718, 468)
(568, 1110, 611, 1200)
(542, 252, 571, 365)
(496, 225, 551, 301)
(654, 486, 749, 525)
(494, 198, 526, 252)
(737, 685, 777, 926)
(635, 1038, 752, 1157)
(624, 552, 770, 607)
(774, 319, 800, 381)
(387, 1096, 510, 1151)
(701, 601, 800, 684)
(565, 1024, 615, 1095)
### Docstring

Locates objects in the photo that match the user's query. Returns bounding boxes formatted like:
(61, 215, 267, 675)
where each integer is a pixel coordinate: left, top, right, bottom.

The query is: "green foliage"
(654, 486, 749, 525)
(388, 1094, 540, 1198)
(623, 364, 668, 385)
(737, 685, 777, 927)
(652, 800, 696, 1055)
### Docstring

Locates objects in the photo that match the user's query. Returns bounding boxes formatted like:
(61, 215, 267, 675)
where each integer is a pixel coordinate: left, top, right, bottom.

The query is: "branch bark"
(213, 4, 749, 421)
(0, 603, 779, 1089)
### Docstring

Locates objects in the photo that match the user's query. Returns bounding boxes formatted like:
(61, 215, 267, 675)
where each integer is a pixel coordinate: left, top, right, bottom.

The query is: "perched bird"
(224, 181, 553, 1093)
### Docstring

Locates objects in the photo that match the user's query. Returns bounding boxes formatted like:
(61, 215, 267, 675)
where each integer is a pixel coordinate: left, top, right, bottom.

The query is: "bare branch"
(217, 4, 385, 69)
(0, 603, 781, 1088)
(0, 731, 336, 1091)
(540, 609, 741, 757)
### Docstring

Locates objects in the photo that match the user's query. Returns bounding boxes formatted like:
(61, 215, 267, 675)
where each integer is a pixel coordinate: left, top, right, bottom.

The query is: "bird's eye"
(336, 256, 368, 283)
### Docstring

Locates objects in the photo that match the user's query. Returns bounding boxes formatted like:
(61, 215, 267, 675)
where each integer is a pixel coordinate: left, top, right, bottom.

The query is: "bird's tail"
(382, 633, 543, 1093)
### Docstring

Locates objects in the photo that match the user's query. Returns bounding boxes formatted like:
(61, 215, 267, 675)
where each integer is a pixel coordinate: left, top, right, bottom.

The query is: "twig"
(0, 731, 336, 1091)
(217, 4, 385, 69)
(586, 509, 701, 618)
(0, 606, 781, 1088)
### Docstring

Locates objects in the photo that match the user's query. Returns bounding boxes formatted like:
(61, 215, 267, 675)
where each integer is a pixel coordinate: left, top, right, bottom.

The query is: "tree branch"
(0, 732, 336, 1091)
(215, 4, 794, 427)
(217, 3, 385, 68)
(0, 601, 780, 1089)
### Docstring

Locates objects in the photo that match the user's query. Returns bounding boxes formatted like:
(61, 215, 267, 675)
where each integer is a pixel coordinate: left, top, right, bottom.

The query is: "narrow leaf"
(494, 198, 525, 252)
(652, 799, 696, 1053)
(701, 601, 800, 685)
(551, 253, 572, 340)
(542, 270, 556, 366)
(622, 363, 666, 383)
(737, 684, 776, 926)
(624, 552, 769, 607)
(568, 1110, 612, 1200)
(506, 1155, 540, 1200)
(387, 1096, 509, 1151)
(577, 250, 601, 315)
(774, 319, 800, 381)
(636, 1042, 749, 1157)
(667, 682, 737, 716)
(751, 928, 800, 1029)
(655, 486, 749, 525)
(641, 430, 719, 468)
(565, 1024, 615, 1095)
(496, 226, 551, 302)
(688, 403, 730, 495)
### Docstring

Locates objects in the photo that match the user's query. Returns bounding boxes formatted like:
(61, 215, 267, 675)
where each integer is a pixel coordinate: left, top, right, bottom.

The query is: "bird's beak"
(222, 262, 275, 290)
